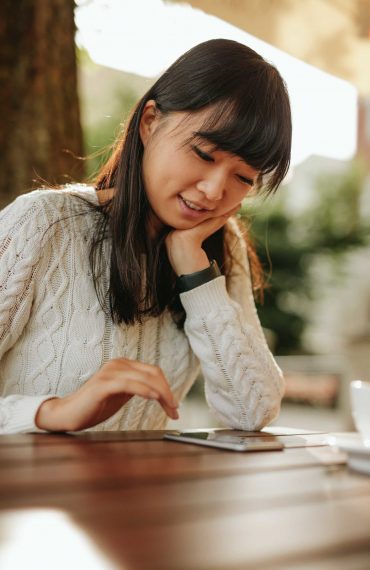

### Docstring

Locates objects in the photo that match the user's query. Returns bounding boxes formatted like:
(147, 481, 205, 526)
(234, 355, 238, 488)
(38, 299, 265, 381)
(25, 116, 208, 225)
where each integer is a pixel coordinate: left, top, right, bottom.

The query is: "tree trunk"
(0, 0, 84, 208)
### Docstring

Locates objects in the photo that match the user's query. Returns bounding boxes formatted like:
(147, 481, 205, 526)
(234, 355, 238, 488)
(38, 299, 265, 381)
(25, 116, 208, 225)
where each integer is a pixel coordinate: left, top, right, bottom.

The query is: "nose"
(196, 170, 225, 202)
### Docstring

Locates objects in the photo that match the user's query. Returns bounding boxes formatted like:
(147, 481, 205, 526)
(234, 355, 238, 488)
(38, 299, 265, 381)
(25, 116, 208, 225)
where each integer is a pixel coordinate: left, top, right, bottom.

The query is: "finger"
(123, 379, 179, 419)
(203, 204, 241, 234)
(189, 215, 228, 241)
(105, 376, 160, 401)
(110, 364, 179, 411)
(127, 369, 179, 419)
(124, 361, 178, 407)
(155, 395, 179, 419)
(105, 376, 177, 419)
(161, 402, 180, 420)
(222, 202, 242, 218)
(116, 359, 178, 408)
(191, 203, 242, 239)
(193, 215, 230, 240)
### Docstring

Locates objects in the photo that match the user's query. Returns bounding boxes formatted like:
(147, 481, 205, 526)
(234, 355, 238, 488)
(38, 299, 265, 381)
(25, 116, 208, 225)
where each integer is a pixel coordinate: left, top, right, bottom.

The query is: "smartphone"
(163, 429, 284, 452)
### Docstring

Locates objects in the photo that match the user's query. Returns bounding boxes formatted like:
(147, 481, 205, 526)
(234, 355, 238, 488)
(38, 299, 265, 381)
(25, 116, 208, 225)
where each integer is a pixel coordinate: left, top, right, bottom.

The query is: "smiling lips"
(179, 195, 211, 211)
(178, 195, 211, 218)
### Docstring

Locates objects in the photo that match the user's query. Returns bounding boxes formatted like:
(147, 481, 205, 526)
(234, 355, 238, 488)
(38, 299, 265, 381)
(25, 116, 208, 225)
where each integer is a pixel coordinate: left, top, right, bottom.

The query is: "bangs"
(187, 92, 291, 194)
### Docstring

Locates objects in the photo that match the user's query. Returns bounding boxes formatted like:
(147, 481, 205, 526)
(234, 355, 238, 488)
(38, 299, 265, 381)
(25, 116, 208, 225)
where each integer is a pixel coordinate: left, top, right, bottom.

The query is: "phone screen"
(164, 430, 284, 452)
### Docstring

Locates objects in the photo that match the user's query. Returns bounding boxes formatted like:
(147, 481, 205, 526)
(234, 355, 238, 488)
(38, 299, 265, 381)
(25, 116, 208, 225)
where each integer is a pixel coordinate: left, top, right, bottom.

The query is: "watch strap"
(176, 259, 221, 293)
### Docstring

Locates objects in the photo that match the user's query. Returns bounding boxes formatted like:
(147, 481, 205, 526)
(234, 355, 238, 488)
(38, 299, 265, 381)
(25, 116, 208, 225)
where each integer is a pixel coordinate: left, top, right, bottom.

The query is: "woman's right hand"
(35, 358, 179, 432)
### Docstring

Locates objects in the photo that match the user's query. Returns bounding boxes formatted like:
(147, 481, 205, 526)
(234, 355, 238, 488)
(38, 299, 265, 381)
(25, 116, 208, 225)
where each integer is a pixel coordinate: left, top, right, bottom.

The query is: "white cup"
(350, 380, 370, 442)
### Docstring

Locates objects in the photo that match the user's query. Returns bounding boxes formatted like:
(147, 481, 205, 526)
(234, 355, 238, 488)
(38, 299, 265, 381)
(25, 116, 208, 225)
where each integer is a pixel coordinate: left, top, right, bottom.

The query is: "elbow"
(246, 398, 282, 431)
(207, 386, 283, 432)
(237, 400, 282, 432)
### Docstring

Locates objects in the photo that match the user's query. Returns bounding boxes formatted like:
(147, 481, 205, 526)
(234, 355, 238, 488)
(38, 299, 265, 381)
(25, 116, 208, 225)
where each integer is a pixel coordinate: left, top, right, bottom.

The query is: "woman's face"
(140, 101, 259, 236)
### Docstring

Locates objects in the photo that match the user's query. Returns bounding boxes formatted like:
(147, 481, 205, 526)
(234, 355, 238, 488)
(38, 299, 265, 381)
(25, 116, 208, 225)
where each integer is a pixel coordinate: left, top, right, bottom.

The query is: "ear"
(139, 100, 159, 146)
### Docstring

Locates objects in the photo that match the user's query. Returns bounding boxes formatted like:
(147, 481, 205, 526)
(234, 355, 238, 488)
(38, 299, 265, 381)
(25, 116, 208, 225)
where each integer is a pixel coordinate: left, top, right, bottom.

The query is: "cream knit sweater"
(0, 185, 284, 434)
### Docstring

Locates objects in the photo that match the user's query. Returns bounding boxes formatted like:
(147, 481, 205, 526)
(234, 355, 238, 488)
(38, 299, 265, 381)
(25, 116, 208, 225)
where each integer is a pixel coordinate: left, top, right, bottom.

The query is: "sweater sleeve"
(0, 193, 56, 434)
(179, 218, 285, 431)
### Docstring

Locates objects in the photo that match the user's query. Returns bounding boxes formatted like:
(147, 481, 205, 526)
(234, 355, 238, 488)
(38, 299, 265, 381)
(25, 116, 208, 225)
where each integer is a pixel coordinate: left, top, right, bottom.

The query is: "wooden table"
(0, 427, 370, 570)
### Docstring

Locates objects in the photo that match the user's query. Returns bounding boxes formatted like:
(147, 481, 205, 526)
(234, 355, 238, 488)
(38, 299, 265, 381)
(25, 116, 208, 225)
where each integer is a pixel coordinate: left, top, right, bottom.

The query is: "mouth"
(178, 195, 210, 218)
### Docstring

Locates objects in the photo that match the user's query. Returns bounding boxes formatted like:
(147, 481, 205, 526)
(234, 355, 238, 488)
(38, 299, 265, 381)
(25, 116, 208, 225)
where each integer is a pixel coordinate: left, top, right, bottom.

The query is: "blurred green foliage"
(242, 160, 369, 354)
(78, 51, 368, 356)
(83, 88, 137, 179)
(78, 47, 139, 179)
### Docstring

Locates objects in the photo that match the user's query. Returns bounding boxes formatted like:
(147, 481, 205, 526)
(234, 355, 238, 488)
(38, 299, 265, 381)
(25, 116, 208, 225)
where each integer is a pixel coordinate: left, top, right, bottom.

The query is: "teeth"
(183, 198, 203, 211)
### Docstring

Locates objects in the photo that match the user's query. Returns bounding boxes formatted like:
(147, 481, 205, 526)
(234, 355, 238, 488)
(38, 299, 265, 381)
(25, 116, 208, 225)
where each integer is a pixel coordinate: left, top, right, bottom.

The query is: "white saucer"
(327, 432, 370, 475)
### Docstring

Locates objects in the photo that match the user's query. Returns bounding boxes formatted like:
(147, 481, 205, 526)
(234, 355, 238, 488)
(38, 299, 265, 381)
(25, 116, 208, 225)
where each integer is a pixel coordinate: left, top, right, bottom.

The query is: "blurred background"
(1, 0, 370, 432)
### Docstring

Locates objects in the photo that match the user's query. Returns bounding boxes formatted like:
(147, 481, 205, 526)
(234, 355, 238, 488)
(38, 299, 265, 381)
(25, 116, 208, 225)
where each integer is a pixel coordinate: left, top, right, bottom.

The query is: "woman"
(0, 39, 291, 434)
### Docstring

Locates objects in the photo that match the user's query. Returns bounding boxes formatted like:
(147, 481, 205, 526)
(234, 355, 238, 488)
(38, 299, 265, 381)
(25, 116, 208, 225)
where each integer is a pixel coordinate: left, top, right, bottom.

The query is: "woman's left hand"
(165, 203, 241, 275)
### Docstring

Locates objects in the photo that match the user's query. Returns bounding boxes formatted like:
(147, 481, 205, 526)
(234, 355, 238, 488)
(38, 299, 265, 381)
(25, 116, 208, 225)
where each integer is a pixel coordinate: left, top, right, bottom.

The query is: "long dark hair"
(90, 38, 292, 327)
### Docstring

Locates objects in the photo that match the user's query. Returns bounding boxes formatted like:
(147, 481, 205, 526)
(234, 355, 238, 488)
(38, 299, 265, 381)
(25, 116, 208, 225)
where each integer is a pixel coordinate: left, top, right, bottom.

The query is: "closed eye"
(237, 175, 254, 187)
(191, 145, 214, 162)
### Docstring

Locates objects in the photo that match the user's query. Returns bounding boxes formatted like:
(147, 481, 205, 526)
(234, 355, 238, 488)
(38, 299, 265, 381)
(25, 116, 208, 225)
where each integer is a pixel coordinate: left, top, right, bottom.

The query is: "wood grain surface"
(0, 429, 369, 570)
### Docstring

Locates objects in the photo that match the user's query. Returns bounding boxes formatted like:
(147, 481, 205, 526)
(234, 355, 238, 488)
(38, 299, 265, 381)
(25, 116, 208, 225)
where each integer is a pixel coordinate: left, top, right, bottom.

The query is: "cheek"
(224, 186, 246, 205)
(231, 182, 251, 201)
(142, 153, 166, 199)
(151, 157, 195, 197)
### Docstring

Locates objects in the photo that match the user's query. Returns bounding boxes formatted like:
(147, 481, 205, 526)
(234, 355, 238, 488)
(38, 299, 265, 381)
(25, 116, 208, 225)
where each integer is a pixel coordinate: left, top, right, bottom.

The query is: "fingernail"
(149, 391, 159, 399)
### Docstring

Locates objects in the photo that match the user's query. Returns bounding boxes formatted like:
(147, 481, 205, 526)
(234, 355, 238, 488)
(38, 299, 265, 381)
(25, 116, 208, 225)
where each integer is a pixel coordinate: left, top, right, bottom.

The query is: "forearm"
(180, 277, 284, 431)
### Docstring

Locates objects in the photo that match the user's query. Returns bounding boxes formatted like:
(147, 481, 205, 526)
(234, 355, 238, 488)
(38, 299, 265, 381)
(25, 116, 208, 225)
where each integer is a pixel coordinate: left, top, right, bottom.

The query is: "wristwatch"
(176, 259, 221, 293)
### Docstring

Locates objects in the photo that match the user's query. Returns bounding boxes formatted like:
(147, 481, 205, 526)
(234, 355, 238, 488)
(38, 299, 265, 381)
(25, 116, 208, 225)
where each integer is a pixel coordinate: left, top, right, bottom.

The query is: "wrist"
(35, 397, 61, 431)
(173, 251, 210, 276)
(176, 259, 221, 293)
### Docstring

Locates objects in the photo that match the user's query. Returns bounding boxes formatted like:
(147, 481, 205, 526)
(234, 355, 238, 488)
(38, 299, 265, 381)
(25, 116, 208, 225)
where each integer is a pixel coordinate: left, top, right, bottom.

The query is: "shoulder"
(0, 184, 98, 239)
(2, 184, 98, 216)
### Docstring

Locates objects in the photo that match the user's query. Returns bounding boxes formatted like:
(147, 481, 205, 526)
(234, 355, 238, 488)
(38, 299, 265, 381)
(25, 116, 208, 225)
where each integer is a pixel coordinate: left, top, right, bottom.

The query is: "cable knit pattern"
(0, 185, 284, 433)
(179, 217, 285, 431)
